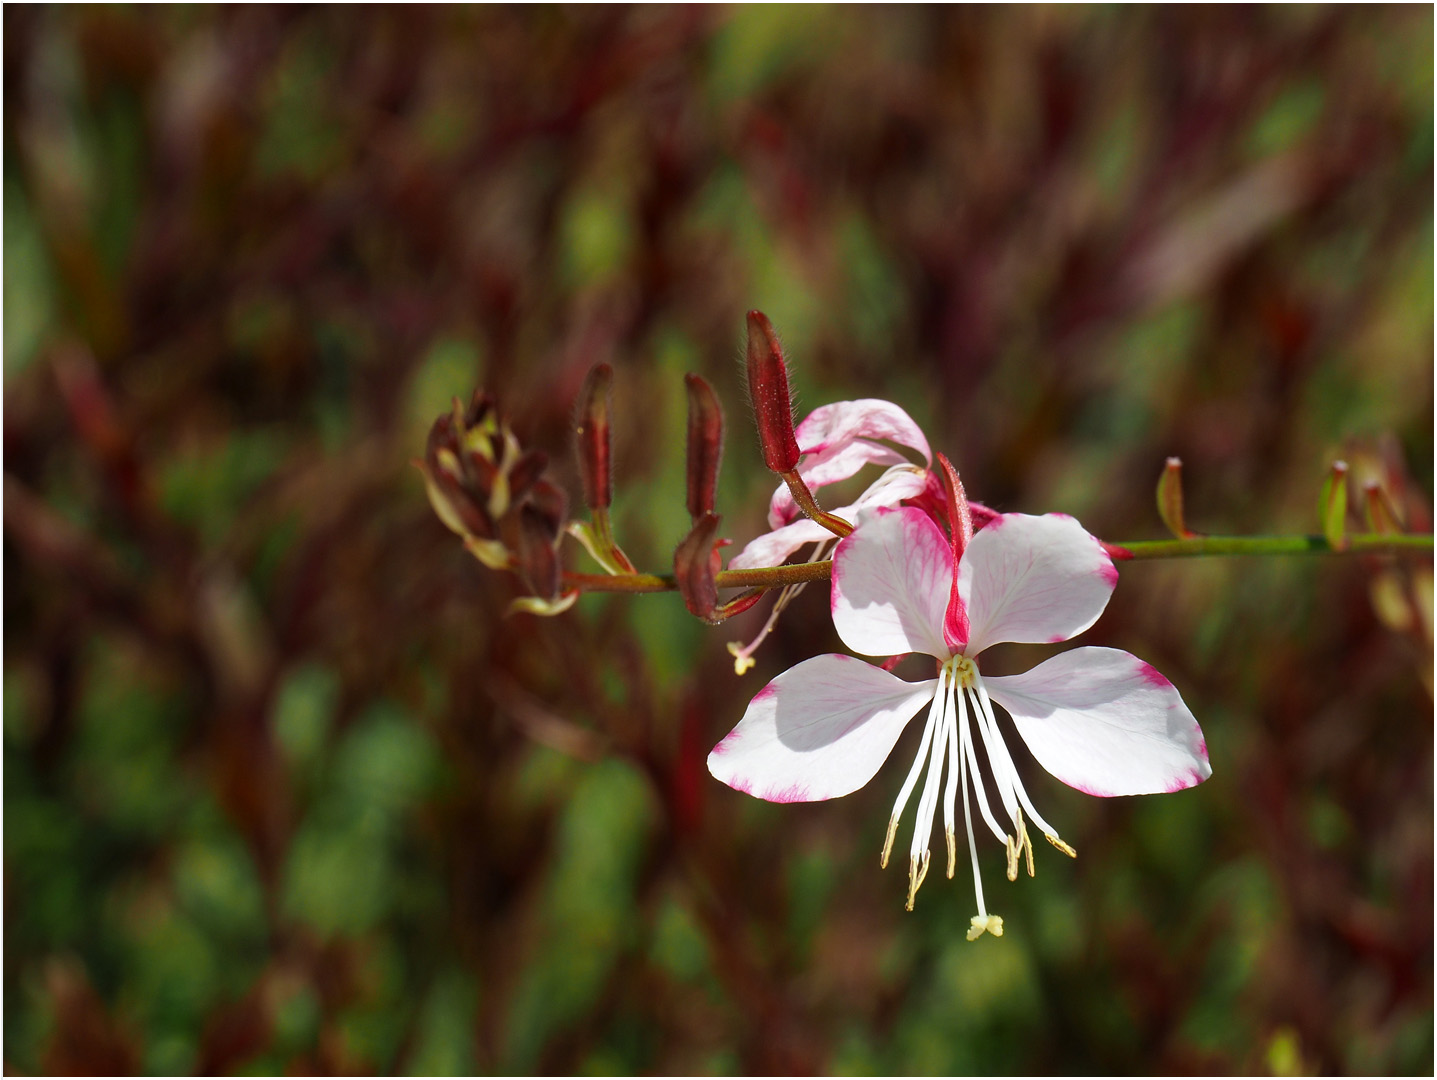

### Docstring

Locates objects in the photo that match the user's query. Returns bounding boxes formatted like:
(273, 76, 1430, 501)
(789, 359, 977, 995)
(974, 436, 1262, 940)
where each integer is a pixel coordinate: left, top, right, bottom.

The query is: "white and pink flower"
(708, 505, 1210, 938)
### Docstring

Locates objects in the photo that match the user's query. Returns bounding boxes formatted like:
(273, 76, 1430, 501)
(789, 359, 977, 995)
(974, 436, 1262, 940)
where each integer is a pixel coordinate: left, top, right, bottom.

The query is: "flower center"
(946, 653, 978, 689)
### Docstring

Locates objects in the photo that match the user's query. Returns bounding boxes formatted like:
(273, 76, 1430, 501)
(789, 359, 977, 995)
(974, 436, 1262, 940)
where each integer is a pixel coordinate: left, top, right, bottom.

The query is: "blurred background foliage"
(3, 5, 1432, 1075)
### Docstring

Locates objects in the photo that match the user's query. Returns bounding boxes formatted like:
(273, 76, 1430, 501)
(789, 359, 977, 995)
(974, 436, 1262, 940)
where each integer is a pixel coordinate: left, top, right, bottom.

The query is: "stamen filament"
(967, 677, 1021, 823)
(883, 685, 944, 868)
(941, 677, 961, 879)
(958, 687, 1008, 846)
(908, 678, 951, 905)
(972, 675, 1063, 841)
(956, 684, 988, 920)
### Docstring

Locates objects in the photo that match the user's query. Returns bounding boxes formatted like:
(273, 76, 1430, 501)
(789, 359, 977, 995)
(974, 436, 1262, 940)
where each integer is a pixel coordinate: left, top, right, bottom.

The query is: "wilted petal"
(708, 654, 938, 802)
(769, 399, 931, 527)
(959, 513, 1117, 655)
(983, 647, 1210, 797)
(832, 507, 950, 659)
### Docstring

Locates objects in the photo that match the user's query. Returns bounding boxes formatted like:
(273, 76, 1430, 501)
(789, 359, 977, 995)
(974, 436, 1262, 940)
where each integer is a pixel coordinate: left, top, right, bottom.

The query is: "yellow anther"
(1005, 835, 1019, 882)
(904, 851, 933, 910)
(1045, 833, 1077, 858)
(966, 914, 1005, 941)
(945, 828, 956, 879)
(880, 816, 898, 869)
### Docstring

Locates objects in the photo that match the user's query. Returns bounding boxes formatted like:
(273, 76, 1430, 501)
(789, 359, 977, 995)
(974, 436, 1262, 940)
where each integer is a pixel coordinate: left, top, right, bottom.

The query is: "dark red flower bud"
(508, 450, 549, 503)
(514, 504, 562, 601)
(684, 373, 725, 522)
(575, 363, 614, 510)
(527, 479, 568, 536)
(674, 511, 724, 621)
(745, 310, 801, 474)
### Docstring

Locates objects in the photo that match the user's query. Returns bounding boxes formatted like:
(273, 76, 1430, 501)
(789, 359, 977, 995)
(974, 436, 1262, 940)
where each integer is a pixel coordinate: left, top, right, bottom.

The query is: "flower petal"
(983, 647, 1210, 797)
(730, 466, 927, 571)
(958, 513, 1117, 654)
(768, 399, 932, 527)
(832, 506, 951, 658)
(708, 654, 938, 802)
(726, 517, 833, 570)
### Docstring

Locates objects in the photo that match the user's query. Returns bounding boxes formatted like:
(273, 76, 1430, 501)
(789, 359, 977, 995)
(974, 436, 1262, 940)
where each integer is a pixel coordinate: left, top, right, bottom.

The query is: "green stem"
(1115, 533, 1433, 559)
(561, 532, 1431, 595)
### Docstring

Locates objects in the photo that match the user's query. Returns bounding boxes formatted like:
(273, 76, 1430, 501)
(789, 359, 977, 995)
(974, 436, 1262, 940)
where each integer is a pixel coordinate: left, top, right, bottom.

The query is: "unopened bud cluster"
(416, 391, 573, 614)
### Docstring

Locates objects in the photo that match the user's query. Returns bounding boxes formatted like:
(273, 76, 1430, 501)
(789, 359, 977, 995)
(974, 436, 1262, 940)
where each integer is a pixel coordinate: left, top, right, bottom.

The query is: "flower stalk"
(561, 532, 1433, 595)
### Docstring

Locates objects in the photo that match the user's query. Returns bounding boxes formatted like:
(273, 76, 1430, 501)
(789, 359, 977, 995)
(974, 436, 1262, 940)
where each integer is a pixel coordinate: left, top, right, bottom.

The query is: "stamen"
(971, 675, 1064, 841)
(880, 816, 899, 870)
(904, 694, 949, 910)
(967, 678, 1021, 823)
(957, 688, 1007, 845)
(1046, 834, 1077, 858)
(957, 683, 992, 924)
(883, 687, 943, 867)
(1005, 835, 1019, 882)
(909, 678, 951, 865)
(941, 679, 961, 880)
(1020, 814, 1036, 877)
(905, 854, 921, 911)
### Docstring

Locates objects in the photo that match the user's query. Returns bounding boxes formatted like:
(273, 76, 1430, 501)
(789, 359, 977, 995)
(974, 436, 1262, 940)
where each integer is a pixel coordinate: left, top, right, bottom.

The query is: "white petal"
(983, 647, 1211, 797)
(832, 507, 951, 659)
(727, 518, 832, 570)
(734, 466, 927, 570)
(958, 513, 1117, 654)
(708, 655, 938, 802)
(768, 399, 932, 527)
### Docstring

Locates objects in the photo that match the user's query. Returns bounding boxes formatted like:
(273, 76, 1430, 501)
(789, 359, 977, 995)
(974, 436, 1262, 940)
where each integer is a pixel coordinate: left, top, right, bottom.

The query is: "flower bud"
(575, 363, 614, 511)
(935, 453, 973, 557)
(513, 504, 562, 602)
(1156, 457, 1196, 539)
(508, 450, 549, 505)
(1363, 480, 1403, 536)
(1320, 460, 1349, 551)
(745, 310, 801, 474)
(684, 373, 725, 522)
(674, 511, 724, 622)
